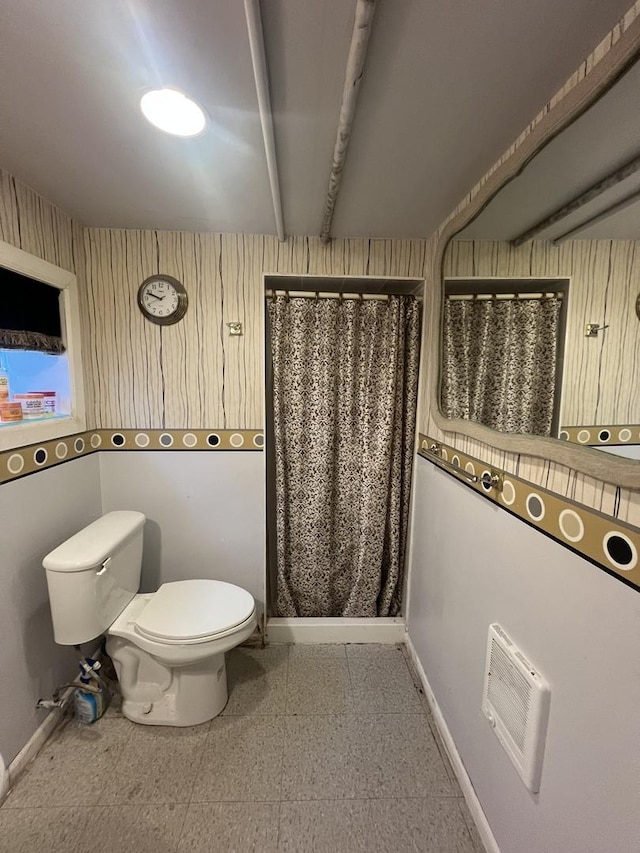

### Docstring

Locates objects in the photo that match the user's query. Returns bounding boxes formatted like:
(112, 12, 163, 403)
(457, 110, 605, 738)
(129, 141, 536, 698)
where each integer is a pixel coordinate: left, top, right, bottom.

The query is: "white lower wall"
(99, 451, 266, 610)
(0, 454, 102, 765)
(407, 456, 640, 853)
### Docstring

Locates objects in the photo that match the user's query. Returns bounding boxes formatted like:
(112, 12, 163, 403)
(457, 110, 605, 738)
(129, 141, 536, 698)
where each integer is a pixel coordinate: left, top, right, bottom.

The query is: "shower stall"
(264, 275, 424, 643)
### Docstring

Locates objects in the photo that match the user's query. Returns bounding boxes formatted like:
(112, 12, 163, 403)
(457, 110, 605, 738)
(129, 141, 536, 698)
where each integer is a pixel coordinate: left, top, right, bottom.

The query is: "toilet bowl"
(107, 580, 256, 726)
(42, 511, 257, 727)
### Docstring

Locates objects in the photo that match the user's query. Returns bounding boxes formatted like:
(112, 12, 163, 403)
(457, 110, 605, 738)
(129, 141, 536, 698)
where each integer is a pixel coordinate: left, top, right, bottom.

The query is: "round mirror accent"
(526, 493, 545, 522)
(603, 531, 637, 571)
(559, 509, 584, 543)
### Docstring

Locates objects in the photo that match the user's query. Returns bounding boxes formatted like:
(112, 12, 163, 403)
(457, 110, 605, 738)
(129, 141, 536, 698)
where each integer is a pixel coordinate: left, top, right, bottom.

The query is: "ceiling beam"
(244, 0, 285, 242)
(552, 187, 640, 244)
(510, 151, 640, 247)
(320, 0, 377, 244)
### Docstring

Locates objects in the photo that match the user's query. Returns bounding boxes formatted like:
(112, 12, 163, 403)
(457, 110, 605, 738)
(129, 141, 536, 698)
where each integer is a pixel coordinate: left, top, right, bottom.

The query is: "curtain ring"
(284, 290, 290, 303)
(271, 289, 277, 304)
(315, 291, 320, 303)
(359, 293, 364, 302)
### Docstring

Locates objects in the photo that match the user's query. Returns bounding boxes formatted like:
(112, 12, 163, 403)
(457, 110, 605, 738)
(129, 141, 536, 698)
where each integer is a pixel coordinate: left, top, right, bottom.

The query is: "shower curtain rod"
(265, 289, 394, 301)
(446, 292, 564, 301)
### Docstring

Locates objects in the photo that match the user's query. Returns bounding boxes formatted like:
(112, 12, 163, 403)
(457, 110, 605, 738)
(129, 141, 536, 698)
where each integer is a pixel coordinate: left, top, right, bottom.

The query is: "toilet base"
(107, 637, 228, 726)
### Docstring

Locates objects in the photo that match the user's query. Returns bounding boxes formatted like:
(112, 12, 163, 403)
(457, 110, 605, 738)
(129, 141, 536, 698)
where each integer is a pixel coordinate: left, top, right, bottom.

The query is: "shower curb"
(266, 616, 405, 644)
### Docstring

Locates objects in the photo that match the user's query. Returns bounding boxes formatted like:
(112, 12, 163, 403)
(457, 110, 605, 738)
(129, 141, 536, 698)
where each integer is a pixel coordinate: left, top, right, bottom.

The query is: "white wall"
(407, 457, 640, 853)
(99, 451, 266, 611)
(0, 454, 101, 764)
(599, 445, 640, 460)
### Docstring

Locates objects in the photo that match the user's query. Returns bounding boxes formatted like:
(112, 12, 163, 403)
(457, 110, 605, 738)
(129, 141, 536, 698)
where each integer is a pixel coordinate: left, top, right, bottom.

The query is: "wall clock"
(137, 274, 188, 325)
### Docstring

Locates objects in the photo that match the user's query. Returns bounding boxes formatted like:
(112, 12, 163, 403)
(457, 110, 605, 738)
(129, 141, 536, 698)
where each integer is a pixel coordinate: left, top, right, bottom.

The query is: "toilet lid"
(134, 580, 255, 642)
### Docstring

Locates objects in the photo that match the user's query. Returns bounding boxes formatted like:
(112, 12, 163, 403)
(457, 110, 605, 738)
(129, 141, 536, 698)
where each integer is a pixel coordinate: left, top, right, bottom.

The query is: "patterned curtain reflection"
(268, 294, 421, 618)
(441, 296, 562, 435)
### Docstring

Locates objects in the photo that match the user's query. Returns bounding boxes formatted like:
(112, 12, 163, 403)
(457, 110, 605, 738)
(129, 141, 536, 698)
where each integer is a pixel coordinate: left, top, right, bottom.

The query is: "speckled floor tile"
(401, 647, 435, 718)
(427, 717, 463, 796)
(103, 688, 124, 718)
(223, 646, 289, 715)
(348, 657, 423, 714)
(3, 717, 134, 808)
(286, 659, 351, 714)
(288, 644, 347, 659)
(191, 715, 284, 802)
(0, 806, 87, 853)
(346, 643, 406, 661)
(281, 713, 456, 800)
(88, 803, 188, 852)
(457, 800, 487, 852)
(177, 802, 279, 852)
(278, 798, 477, 853)
(100, 722, 210, 804)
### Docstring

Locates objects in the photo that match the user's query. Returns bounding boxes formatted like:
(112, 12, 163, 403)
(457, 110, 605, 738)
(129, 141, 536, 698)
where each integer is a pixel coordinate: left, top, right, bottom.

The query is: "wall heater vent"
(482, 624, 551, 793)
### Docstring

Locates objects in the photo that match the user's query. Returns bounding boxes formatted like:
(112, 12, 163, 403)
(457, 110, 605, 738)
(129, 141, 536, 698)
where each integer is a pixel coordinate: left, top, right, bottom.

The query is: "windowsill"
(0, 414, 86, 452)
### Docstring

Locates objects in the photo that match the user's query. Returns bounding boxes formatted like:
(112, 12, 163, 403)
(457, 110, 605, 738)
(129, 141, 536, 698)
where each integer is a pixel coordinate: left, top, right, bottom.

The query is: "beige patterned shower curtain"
(441, 296, 562, 436)
(268, 294, 421, 618)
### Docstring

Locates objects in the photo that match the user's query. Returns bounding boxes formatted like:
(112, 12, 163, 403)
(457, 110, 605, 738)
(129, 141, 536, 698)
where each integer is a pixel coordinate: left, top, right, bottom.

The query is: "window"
(0, 239, 85, 451)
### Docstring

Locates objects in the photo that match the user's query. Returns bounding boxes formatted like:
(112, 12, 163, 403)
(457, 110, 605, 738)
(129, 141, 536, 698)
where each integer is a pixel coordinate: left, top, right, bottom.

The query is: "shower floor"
(0, 644, 484, 852)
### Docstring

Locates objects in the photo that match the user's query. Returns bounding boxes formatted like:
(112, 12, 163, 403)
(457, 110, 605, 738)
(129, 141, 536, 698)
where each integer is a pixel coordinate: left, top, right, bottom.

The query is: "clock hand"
(148, 292, 164, 300)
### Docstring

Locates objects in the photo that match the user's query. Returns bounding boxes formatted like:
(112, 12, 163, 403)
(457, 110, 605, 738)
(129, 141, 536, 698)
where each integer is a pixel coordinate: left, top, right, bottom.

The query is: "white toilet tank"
(43, 511, 146, 645)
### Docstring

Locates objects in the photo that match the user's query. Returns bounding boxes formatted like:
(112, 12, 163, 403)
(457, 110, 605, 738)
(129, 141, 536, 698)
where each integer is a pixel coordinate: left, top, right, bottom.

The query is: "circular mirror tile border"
(1, 433, 94, 485)
(1, 429, 264, 486)
(418, 434, 640, 592)
(561, 424, 640, 446)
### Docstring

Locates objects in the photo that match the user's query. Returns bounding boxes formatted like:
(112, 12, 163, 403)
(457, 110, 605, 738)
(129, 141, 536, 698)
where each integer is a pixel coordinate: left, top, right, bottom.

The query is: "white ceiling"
(460, 59, 640, 242)
(0, 0, 632, 239)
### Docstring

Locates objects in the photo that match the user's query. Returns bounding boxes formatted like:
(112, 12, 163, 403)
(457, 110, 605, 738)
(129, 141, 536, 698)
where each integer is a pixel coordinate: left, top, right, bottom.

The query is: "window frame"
(0, 239, 86, 451)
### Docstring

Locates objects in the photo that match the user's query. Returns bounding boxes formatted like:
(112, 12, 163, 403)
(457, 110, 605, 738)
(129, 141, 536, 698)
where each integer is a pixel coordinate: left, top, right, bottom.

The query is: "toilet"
(42, 511, 256, 726)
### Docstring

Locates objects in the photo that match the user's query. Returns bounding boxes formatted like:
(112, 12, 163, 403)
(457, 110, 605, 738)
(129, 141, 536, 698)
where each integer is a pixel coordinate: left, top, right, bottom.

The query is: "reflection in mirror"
(440, 57, 640, 459)
(441, 278, 567, 437)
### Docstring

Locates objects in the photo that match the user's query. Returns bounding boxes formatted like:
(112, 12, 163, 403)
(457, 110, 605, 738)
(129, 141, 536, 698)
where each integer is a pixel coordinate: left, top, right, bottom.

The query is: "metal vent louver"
(482, 624, 551, 793)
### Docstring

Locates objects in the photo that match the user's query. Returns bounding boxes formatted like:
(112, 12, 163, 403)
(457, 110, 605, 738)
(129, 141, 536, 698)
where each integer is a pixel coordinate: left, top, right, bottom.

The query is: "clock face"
(137, 275, 188, 325)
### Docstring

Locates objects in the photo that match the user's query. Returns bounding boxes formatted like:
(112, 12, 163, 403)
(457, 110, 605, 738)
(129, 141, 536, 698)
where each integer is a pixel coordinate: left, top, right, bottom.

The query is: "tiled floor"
(0, 644, 484, 853)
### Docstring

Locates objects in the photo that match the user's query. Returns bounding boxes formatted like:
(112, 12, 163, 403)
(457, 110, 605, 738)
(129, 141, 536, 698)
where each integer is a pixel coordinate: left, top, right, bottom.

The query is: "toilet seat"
(133, 579, 255, 645)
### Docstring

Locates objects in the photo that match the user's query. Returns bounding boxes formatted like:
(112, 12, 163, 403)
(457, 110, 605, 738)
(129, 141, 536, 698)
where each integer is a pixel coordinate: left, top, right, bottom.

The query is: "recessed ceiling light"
(140, 89, 207, 137)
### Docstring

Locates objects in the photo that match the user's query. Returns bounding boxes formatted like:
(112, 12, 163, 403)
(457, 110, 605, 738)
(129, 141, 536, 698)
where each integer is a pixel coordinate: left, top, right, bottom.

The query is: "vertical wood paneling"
(81, 230, 429, 431)
(0, 170, 76, 273)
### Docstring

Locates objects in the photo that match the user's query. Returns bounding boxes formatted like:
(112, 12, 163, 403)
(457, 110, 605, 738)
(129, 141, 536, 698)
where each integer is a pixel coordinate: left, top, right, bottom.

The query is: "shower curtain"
(268, 294, 421, 618)
(441, 295, 562, 436)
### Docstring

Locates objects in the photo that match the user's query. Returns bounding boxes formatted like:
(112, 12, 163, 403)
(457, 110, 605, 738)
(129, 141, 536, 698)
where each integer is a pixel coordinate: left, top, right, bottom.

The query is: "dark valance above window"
(0, 267, 65, 354)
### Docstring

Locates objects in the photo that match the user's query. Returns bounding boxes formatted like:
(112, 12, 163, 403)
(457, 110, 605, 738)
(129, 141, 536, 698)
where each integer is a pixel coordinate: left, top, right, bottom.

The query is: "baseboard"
(2, 686, 75, 805)
(404, 635, 500, 853)
(266, 616, 406, 644)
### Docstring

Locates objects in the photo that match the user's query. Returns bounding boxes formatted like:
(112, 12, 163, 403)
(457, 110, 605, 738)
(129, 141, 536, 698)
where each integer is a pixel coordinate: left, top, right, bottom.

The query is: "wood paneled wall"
(0, 170, 76, 273)
(81, 229, 429, 430)
(444, 239, 640, 426)
(420, 2, 640, 528)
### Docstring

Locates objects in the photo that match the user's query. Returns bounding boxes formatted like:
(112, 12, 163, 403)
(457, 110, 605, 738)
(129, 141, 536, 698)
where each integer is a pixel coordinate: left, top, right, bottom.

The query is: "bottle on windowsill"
(0, 354, 9, 402)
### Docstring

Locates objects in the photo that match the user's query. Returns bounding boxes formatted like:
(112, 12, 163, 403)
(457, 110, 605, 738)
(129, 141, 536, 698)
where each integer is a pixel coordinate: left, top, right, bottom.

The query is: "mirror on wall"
(440, 56, 640, 461)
